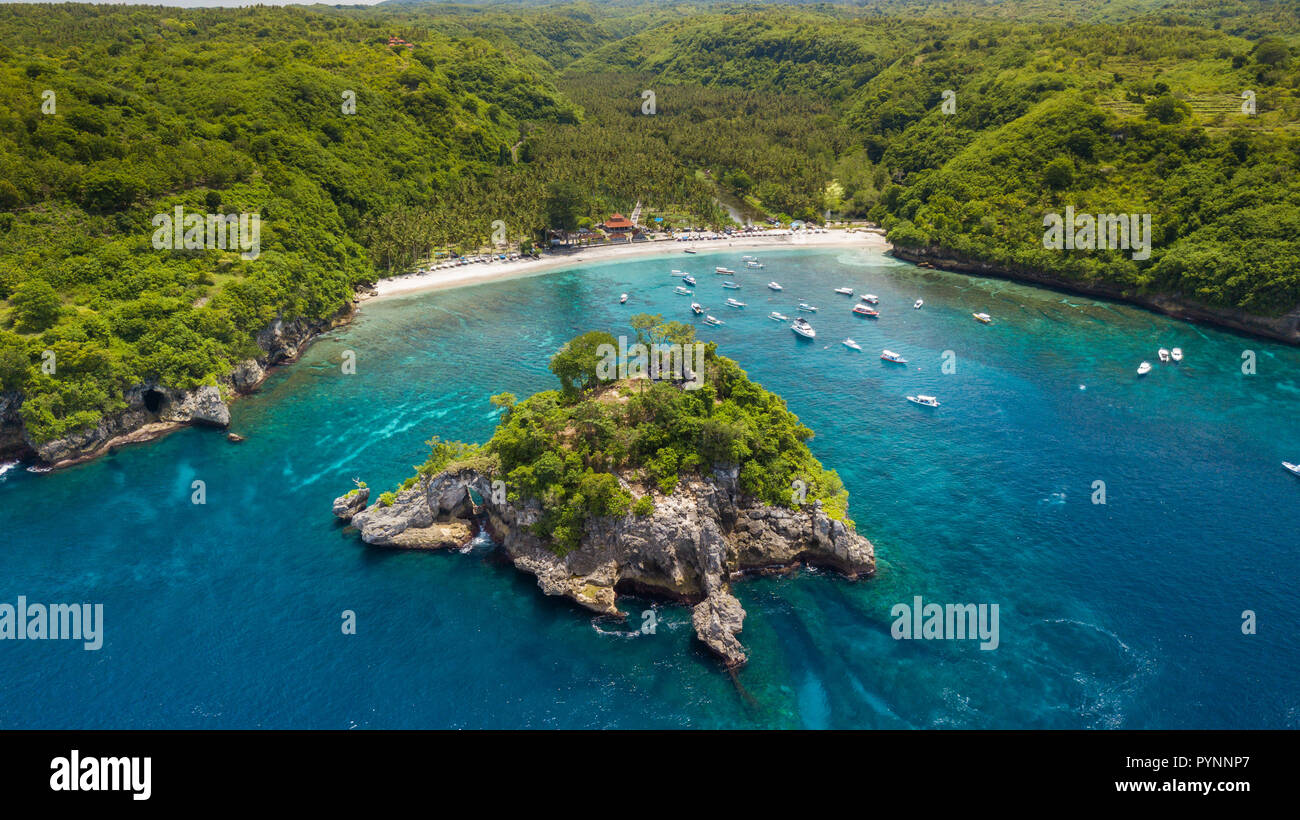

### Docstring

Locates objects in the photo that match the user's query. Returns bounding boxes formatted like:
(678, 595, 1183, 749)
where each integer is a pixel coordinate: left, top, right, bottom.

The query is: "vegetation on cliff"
(3, 0, 1298, 448)
(391, 323, 850, 553)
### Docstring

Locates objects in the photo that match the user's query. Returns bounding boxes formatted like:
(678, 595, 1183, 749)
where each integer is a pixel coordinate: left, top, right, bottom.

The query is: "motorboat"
(725, 297, 746, 308)
(973, 312, 992, 324)
(769, 312, 789, 322)
(684, 248, 697, 254)
(843, 338, 862, 351)
(715, 267, 735, 274)
(674, 286, 692, 295)
(914, 299, 924, 309)
(861, 294, 879, 304)
(619, 293, 628, 304)
(1158, 348, 1170, 363)
(768, 282, 783, 291)
(1137, 361, 1152, 375)
(852, 304, 879, 317)
(745, 261, 764, 269)
(791, 318, 816, 339)
(722, 281, 741, 289)
(1171, 347, 1184, 362)
(907, 395, 940, 407)
(880, 350, 907, 364)
(691, 303, 704, 315)
(704, 315, 724, 326)
(683, 275, 697, 286)
(797, 303, 817, 312)
(1284, 462, 1300, 477)
(834, 287, 854, 296)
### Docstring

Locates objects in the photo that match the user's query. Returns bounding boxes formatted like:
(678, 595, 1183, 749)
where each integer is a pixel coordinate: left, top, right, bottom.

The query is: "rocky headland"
(334, 466, 874, 667)
(0, 308, 356, 470)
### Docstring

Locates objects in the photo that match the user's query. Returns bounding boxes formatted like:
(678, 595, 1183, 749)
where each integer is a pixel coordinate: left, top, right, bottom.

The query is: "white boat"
(767, 282, 783, 291)
(741, 255, 756, 261)
(674, 286, 692, 295)
(683, 275, 697, 286)
(907, 395, 940, 407)
(973, 312, 992, 324)
(715, 267, 735, 274)
(861, 294, 879, 304)
(914, 299, 924, 309)
(1137, 361, 1152, 375)
(704, 315, 724, 326)
(797, 303, 817, 312)
(1158, 348, 1170, 362)
(1284, 462, 1300, 477)
(769, 311, 789, 322)
(722, 281, 741, 289)
(684, 248, 697, 254)
(843, 338, 862, 351)
(1170, 347, 1183, 362)
(834, 287, 854, 296)
(671, 269, 682, 276)
(725, 297, 746, 308)
(619, 293, 628, 304)
(880, 350, 907, 364)
(745, 261, 764, 269)
(691, 302, 704, 315)
(791, 318, 816, 339)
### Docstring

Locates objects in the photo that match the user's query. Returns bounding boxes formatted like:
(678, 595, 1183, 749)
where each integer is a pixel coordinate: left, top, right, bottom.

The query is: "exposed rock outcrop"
(891, 244, 1300, 345)
(332, 487, 370, 519)
(16, 305, 355, 470)
(335, 466, 875, 667)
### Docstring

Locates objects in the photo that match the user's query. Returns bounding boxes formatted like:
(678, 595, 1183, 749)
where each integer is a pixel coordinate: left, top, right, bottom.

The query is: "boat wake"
(1027, 618, 1156, 729)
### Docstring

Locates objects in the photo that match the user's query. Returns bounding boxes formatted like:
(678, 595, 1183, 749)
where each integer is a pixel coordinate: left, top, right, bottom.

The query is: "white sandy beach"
(367, 229, 892, 301)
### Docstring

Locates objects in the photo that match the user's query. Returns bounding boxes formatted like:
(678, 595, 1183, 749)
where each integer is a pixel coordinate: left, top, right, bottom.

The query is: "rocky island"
(333, 323, 875, 667)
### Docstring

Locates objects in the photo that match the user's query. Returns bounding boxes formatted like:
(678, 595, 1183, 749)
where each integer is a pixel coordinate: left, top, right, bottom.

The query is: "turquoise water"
(2, 246, 1298, 729)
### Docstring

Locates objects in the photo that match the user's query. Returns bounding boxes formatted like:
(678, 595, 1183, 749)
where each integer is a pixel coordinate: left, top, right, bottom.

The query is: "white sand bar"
(367, 230, 892, 301)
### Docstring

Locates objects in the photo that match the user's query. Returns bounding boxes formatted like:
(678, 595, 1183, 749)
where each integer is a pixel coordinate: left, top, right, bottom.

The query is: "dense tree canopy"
(1, 0, 1297, 446)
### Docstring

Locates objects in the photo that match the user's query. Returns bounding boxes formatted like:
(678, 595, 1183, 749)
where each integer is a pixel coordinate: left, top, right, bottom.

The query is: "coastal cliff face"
(891, 245, 1300, 346)
(0, 309, 354, 468)
(338, 467, 874, 667)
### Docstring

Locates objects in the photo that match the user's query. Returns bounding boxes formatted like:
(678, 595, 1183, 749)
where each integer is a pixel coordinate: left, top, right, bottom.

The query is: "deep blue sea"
(2, 246, 1297, 729)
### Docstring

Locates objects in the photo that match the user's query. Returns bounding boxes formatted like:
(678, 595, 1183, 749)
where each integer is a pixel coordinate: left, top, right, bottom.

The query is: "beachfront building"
(599, 213, 637, 242)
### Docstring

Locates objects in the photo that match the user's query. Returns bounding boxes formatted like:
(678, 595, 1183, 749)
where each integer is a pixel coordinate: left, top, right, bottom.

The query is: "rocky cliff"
(892, 244, 1300, 345)
(1, 308, 355, 468)
(336, 466, 875, 667)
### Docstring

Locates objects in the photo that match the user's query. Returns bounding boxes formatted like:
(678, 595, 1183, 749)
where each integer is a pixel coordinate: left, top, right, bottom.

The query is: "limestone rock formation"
(337, 467, 874, 667)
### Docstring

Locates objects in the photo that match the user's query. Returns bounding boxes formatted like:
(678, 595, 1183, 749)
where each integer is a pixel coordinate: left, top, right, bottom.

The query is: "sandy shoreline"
(366, 230, 892, 301)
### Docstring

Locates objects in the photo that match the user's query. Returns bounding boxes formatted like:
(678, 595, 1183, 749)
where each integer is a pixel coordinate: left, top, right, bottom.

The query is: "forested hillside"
(1, 0, 1297, 452)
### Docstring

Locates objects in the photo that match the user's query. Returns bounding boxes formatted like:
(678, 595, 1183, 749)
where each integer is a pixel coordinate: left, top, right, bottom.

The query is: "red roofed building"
(600, 213, 636, 241)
